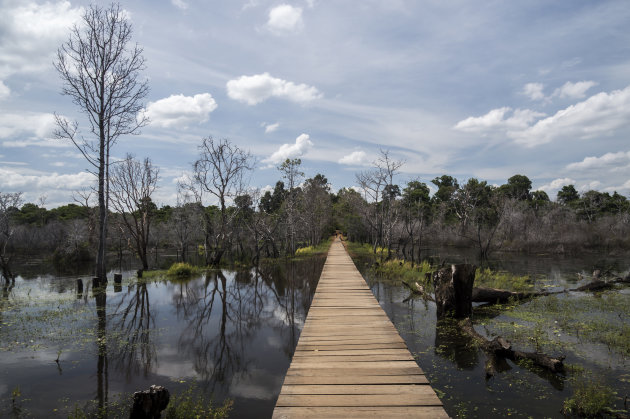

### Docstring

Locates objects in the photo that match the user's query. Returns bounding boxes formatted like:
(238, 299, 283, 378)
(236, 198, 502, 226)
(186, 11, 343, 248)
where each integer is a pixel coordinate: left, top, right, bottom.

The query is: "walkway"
(272, 238, 448, 418)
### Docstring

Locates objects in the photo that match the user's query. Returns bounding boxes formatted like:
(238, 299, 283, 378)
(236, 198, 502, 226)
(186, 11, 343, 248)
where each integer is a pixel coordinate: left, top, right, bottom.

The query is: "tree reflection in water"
(171, 257, 322, 393)
(111, 282, 156, 380)
(94, 286, 108, 415)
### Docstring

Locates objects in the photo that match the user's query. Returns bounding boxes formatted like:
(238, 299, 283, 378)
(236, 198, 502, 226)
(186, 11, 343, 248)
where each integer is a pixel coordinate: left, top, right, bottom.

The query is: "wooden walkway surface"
(273, 238, 448, 418)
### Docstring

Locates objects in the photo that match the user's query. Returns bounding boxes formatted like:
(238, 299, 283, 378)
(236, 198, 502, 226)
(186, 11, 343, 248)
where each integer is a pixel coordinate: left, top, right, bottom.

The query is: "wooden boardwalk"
(273, 238, 448, 418)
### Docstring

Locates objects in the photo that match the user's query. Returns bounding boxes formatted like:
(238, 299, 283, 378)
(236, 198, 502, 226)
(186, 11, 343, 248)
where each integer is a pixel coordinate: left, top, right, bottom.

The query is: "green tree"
(500, 174, 532, 200)
(557, 185, 579, 205)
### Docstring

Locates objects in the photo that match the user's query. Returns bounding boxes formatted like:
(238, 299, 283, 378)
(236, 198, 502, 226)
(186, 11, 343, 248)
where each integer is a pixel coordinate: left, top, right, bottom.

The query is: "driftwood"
(471, 271, 630, 306)
(459, 318, 564, 378)
(471, 287, 541, 303)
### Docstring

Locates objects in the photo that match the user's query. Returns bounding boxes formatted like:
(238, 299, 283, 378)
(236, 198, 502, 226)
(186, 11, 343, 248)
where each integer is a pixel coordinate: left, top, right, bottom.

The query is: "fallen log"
(459, 318, 564, 377)
(472, 287, 538, 304)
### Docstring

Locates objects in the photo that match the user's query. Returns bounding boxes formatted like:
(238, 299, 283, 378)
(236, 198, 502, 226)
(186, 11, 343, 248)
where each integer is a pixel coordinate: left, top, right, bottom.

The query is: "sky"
(1, 0, 630, 207)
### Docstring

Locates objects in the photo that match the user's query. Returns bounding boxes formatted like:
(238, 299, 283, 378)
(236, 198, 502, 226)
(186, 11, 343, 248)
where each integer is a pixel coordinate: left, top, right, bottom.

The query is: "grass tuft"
(166, 263, 198, 278)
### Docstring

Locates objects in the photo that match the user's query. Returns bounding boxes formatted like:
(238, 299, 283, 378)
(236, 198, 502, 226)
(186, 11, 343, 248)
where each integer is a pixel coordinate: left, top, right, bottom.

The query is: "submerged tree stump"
(432, 264, 476, 318)
(129, 385, 170, 419)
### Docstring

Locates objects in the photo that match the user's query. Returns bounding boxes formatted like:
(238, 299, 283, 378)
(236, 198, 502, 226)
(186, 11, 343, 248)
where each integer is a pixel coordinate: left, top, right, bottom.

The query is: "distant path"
(272, 238, 448, 418)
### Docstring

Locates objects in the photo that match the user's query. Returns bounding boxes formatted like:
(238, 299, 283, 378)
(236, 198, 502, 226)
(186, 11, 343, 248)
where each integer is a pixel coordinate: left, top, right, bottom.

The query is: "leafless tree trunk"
(279, 159, 304, 255)
(186, 137, 254, 266)
(54, 3, 149, 281)
(356, 150, 403, 256)
(0, 192, 23, 281)
(109, 155, 159, 270)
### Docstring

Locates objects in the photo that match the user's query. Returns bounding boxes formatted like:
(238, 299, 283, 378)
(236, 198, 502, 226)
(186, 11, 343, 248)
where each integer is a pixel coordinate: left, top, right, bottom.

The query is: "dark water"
(0, 257, 324, 418)
(355, 250, 630, 418)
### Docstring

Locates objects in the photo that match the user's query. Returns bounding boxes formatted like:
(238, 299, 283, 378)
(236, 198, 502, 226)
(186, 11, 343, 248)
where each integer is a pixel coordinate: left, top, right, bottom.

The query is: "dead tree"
(0, 192, 23, 281)
(55, 3, 149, 282)
(185, 137, 254, 266)
(431, 264, 565, 377)
(109, 155, 159, 270)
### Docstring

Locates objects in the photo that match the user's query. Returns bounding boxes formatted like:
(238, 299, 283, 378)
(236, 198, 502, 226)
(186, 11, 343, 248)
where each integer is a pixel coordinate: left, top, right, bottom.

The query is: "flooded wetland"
(2, 248, 629, 418)
(0, 256, 324, 418)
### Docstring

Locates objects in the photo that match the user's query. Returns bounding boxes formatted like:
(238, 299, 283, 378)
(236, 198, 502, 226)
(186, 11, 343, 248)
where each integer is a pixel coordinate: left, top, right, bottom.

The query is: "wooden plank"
(273, 238, 447, 418)
(281, 375, 429, 385)
(280, 384, 436, 395)
(293, 348, 413, 356)
(273, 406, 449, 419)
(275, 393, 443, 407)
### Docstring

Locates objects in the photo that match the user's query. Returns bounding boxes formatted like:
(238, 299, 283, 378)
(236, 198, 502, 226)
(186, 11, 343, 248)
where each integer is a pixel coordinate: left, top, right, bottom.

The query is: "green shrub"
(563, 378, 615, 417)
(165, 385, 232, 419)
(166, 262, 198, 278)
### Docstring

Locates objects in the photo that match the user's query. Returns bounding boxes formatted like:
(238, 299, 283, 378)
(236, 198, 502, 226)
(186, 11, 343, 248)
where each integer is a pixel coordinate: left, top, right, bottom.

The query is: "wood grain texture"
(272, 238, 448, 419)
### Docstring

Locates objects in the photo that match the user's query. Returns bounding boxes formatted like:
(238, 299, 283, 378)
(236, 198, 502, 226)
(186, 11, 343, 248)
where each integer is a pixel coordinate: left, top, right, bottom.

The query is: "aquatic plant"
(164, 384, 232, 419)
(294, 239, 332, 257)
(563, 378, 616, 417)
(474, 267, 534, 292)
(166, 262, 198, 278)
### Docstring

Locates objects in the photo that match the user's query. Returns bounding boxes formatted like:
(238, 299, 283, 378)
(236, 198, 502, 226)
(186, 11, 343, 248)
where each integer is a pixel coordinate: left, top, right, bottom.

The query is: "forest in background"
(2, 146, 629, 280)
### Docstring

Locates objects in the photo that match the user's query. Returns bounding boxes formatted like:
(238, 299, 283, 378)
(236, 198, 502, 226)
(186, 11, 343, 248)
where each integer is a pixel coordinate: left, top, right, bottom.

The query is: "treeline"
(1, 146, 629, 278)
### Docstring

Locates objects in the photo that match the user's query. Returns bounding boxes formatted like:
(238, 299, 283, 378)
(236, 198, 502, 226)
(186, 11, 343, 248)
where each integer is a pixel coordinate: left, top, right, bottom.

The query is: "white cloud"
(511, 85, 630, 146)
(578, 180, 602, 192)
(145, 93, 217, 128)
(522, 83, 545, 101)
(267, 4, 303, 34)
(0, 167, 92, 190)
(0, 81, 10, 100)
(536, 177, 576, 198)
(0, 1, 83, 78)
(454, 107, 511, 131)
(0, 112, 57, 139)
(454, 107, 545, 132)
(552, 81, 597, 99)
(338, 150, 367, 166)
(264, 122, 280, 133)
(566, 151, 630, 171)
(264, 133, 313, 164)
(171, 0, 188, 10)
(227, 73, 322, 105)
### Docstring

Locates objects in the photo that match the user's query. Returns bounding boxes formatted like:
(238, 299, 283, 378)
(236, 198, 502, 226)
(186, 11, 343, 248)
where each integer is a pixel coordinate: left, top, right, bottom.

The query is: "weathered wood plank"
(281, 374, 429, 385)
(275, 393, 443, 407)
(280, 384, 436, 395)
(273, 238, 447, 418)
(273, 406, 449, 419)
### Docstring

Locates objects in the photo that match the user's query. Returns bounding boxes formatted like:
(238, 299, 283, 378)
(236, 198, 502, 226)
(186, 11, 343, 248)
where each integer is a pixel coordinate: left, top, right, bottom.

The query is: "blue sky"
(1, 0, 630, 207)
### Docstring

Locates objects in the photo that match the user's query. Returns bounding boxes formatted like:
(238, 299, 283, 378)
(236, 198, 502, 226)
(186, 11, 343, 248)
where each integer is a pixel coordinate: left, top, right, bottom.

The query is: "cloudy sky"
(1, 0, 630, 207)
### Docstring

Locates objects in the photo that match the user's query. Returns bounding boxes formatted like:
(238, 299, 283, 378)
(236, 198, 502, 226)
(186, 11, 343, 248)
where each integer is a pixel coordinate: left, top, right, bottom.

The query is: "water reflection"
(111, 282, 155, 380)
(0, 256, 324, 418)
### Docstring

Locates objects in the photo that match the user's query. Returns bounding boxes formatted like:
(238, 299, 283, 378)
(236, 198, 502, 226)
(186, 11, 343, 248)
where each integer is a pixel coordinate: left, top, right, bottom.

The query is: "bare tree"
(188, 137, 254, 266)
(109, 155, 159, 270)
(54, 3, 149, 281)
(0, 192, 23, 281)
(279, 158, 304, 255)
(356, 150, 403, 255)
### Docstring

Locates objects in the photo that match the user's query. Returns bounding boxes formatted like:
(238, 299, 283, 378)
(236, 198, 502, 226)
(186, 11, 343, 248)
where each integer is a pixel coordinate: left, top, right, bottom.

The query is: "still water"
(2, 248, 629, 418)
(0, 256, 324, 418)
(356, 249, 630, 418)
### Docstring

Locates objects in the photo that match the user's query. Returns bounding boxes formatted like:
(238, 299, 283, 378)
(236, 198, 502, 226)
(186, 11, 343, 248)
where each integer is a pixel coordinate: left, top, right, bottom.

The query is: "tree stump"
(129, 385, 170, 419)
(432, 264, 476, 318)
